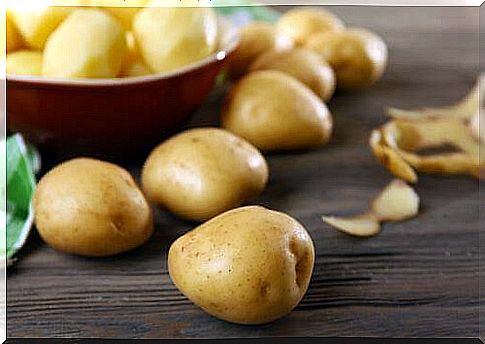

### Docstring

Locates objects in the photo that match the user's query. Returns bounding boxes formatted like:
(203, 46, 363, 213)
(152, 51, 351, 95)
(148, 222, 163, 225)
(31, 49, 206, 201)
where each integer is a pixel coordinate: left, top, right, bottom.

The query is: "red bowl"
(7, 18, 238, 158)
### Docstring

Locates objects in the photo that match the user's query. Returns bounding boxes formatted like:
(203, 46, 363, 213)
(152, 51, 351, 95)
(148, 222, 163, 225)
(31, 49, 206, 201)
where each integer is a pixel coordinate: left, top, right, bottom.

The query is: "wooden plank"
(6, 5, 481, 339)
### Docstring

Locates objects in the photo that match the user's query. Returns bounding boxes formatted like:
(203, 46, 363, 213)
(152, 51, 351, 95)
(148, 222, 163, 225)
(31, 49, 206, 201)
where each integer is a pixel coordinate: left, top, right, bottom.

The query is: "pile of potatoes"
(220, 7, 388, 152)
(30, 6, 389, 326)
(4, 1, 219, 78)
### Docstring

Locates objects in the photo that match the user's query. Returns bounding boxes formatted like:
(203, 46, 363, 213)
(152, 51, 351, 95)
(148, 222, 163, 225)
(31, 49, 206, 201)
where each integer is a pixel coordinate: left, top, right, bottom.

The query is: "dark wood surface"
(6, 6, 483, 339)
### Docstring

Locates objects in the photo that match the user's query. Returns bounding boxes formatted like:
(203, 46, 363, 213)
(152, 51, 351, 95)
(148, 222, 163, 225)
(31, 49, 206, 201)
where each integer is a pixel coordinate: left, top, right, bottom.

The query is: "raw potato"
(43, 9, 127, 78)
(276, 7, 344, 46)
(322, 179, 420, 237)
(4, 12, 24, 53)
(141, 128, 268, 222)
(133, 6, 218, 73)
(168, 205, 315, 325)
(226, 22, 293, 79)
(6, 50, 43, 76)
(119, 31, 151, 77)
(9, 3, 81, 49)
(95, 0, 149, 29)
(33, 158, 154, 257)
(306, 28, 388, 89)
(250, 48, 336, 101)
(371, 179, 419, 221)
(221, 70, 333, 151)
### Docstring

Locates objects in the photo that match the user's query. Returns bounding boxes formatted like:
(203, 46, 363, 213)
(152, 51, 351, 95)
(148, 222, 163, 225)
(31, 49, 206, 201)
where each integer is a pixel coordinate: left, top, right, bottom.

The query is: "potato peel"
(322, 179, 419, 237)
(370, 75, 484, 181)
(322, 213, 380, 237)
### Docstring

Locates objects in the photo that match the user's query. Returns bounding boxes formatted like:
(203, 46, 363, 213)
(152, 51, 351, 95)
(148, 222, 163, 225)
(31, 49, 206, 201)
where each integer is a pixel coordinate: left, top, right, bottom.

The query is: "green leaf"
(4, 134, 37, 263)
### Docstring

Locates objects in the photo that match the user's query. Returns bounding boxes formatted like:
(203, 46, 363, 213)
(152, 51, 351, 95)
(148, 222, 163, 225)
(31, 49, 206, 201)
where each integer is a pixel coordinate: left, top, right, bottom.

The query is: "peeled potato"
(306, 28, 388, 89)
(168, 205, 315, 325)
(6, 50, 43, 75)
(4, 12, 24, 54)
(276, 7, 344, 46)
(33, 158, 153, 257)
(9, 3, 83, 49)
(226, 22, 293, 79)
(43, 9, 127, 78)
(119, 31, 151, 77)
(133, 6, 218, 73)
(250, 48, 336, 101)
(222, 70, 333, 151)
(141, 128, 268, 222)
(95, 0, 149, 29)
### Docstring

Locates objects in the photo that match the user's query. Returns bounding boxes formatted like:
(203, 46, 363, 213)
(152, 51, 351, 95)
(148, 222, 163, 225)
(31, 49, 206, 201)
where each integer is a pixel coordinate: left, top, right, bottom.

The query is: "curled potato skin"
(306, 28, 388, 89)
(141, 128, 269, 222)
(222, 70, 333, 151)
(226, 22, 293, 79)
(276, 7, 345, 46)
(168, 205, 315, 325)
(250, 48, 336, 101)
(33, 158, 154, 257)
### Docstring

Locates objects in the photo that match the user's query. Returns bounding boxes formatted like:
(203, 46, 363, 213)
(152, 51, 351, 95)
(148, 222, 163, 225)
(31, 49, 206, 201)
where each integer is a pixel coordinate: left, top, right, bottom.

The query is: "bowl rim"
(6, 15, 239, 87)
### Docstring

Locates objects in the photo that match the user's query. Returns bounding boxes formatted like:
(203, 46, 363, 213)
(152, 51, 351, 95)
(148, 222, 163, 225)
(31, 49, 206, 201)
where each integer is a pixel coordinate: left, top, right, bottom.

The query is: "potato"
(6, 50, 43, 75)
(9, 3, 82, 49)
(95, 0, 149, 29)
(226, 22, 293, 79)
(33, 158, 153, 257)
(305, 28, 388, 89)
(168, 205, 315, 325)
(250, 48, 336, 101)
(221, 70, 333, 151)
(43, 9, 127, 78)
(119, 31, 151, 77)
(133, 6, 218, 73)
(276, 7, 344, 46)
(4, 12, 24, 54)
(141, 128, 268, 222)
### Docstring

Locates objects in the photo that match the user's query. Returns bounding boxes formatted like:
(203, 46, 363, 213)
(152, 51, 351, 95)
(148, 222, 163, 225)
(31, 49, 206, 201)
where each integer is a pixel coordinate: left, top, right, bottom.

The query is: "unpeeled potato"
(141, 128, 268, 222)
(33, 158, 154, 257)
(6, 50, 43, 75)
(43, 9, 127, 78)
(133, 6, 218, 73)
(168, 205, 315, 325)
(306, 28, 388, 89)
(275, 7, 344, 46)
(226, 22, 293, 79)
(250, 48, 336, 101)
(222, 70, 333, 151)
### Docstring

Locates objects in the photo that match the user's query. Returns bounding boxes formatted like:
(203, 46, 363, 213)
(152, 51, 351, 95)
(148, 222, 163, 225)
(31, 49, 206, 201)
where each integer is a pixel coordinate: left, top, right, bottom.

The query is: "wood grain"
(6, 6, 482, 339)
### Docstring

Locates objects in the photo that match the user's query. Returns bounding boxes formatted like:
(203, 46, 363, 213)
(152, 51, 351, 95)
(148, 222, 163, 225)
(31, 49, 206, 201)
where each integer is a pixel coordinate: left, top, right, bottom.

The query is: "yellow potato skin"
(141, 128, 268, 222)
(133, 6, 218, 73)
(6, 50, 43, 75)
(226, 22, 293, 79)
(250, 48, 336, 101)
(276, 7, 345, 46)
(305, 28, 388, 89)
(42, 9, 127, 78)
(222, 70, 333, 151)
(168, 205, 315, 325)
(10, 5, 80, 50)
(33, 158, 153, 257)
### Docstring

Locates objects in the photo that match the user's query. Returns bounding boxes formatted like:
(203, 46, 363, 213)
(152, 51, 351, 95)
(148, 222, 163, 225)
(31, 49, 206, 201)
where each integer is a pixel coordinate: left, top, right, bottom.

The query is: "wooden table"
(7, 5, 483, 339)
